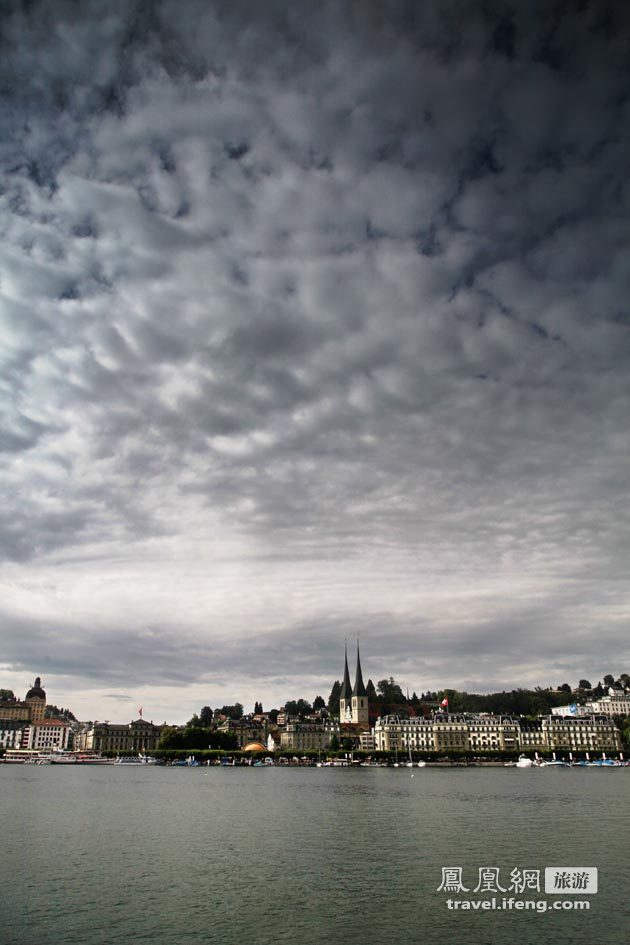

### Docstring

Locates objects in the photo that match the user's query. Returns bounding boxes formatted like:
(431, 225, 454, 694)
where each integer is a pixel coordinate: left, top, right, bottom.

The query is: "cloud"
(1, 1, 629, 720)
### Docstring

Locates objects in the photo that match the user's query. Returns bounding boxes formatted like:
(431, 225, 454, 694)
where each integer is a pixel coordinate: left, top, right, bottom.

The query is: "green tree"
(559, 683, 571, 693)
(329, 734, 340, 751)
(578, 679, 591, 690)
(45, 705, 76, 720)
(253, 701, 263, 715)
(328, 681, 341, 716)
(603, 674, 615, 688)
(313, 695, 325, 711)
(366, 679, 377, 699)
(0, 689, 16, 701)
(158, 726, 238, 751)
(216, 703, 243, 720)
(199, 706, 213, 726)
(377, 677, 405, 704)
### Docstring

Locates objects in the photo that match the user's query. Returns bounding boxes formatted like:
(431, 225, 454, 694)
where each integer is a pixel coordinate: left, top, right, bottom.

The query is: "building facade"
(374, 713, 621, 754)
(0, 676, 48, 724)
(79, 719, 162, 754)
(280, 722, 340, 752)
(23, 719, 72, 751)
(216, 719, 266, 748)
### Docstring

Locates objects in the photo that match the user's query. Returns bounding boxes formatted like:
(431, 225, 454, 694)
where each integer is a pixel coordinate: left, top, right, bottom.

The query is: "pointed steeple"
(352, 639, 367, 697)
(340, 640, 353, 701)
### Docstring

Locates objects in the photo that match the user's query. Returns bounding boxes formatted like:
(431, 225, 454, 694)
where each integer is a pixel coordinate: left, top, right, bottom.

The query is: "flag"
(440, 697, 449, 708)
(138, 706, 143, 717)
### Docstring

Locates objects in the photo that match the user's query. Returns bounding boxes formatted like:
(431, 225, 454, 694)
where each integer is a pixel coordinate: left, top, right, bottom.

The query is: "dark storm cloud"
(1, 1, 630, 710)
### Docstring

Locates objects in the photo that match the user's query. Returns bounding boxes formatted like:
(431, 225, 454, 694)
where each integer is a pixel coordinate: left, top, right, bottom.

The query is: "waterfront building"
(23, 718, 72, 751)
(518, 719, 547, 751)
(373, 713, 621, 754)
(280, 721, 339, 752)
(216, 719, 266, 748)
(0, 719, 29, 749)
(542, 715, 621, 752)
(80, 718, 162, 753)
(466, 716, 520, 752)
(359, 730, 376, 751)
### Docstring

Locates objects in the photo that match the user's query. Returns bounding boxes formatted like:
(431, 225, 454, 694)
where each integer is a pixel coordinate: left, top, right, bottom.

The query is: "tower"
(351, 640, 369, 726)
(25, 676, 47, 723)
(338, 642, 370, 727)
(339, 642, 353, 723)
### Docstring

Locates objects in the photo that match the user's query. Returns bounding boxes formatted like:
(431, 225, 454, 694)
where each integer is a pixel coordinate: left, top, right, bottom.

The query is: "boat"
(515, 755, 534, 768)
(47, 751, 79, 764)
(114, 755, 158, 765)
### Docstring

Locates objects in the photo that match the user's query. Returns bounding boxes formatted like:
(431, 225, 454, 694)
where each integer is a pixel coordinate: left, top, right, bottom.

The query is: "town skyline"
(3, 664, 627, 728)
(2, 3, 630, 724)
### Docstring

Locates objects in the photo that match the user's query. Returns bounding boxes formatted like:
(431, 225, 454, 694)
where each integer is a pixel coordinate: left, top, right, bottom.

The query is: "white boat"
(46, 752, 79, 764)
(515, 755, 534, 768)
(114, 755, 158, 765)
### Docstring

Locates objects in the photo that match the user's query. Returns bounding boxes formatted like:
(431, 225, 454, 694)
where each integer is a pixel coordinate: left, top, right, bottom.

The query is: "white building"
(23, 718, 72, 751)
(552, 689, 630, 718)
(280, 722, 339, 752)
(373, 713, 621, 754)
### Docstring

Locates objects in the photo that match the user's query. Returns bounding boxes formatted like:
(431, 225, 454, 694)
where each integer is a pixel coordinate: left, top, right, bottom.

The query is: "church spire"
(340, 640, 353, 701)
(352, 639, 367, 697)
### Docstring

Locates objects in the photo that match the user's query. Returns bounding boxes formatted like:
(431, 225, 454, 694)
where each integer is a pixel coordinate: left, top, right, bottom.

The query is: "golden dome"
(242, 741, 267, 752)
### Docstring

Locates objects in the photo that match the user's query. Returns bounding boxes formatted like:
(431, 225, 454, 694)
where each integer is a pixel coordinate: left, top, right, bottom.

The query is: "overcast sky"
(1, 1, 629, 723)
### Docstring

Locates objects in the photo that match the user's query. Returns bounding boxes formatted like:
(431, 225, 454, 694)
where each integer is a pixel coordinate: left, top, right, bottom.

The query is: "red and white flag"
(440, 697, 449, 708)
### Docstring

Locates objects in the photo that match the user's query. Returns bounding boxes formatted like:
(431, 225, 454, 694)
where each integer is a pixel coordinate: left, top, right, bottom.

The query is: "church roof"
(352, 642, 367, 697)
(340, 643, 353, 701)
(25, 676, 46, 701)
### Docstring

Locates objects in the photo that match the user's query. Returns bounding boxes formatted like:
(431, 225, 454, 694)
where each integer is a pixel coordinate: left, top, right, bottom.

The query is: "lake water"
(1, 764, 628, 945)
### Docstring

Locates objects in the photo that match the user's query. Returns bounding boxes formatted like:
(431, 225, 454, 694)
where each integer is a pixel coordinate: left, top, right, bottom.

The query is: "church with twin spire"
(339, 641, 370, 727)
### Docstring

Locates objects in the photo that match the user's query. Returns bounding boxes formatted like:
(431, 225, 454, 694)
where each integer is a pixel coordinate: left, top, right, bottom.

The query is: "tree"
(158, 726, 238, 751)
(329, 734, 340, 751)
(328, 680, 341, 716)
(45, 705, 76, 720)
(366, 679, 377, 699)
(603, 674, 615, 688)
(199, 706, 213, 726)
(284, 699, 312, 719)
(253, 701, 263, 715)
(0, 689, 16, 702)
(313, 695, 325, 711)
(559, 683, 571, 693)
(267, 709, 279, 724)
(377, 677, 405, 704)
(186, 713, 201, 728)
(578, 679, 591, 690)
(217, 703, 243, 720)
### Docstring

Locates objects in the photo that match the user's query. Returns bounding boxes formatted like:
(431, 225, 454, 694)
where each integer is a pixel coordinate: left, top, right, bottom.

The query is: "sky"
(1, 0, 629, 724)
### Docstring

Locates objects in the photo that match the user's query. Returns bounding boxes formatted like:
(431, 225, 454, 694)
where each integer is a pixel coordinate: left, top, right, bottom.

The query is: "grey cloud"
(1, 1, 630, 713)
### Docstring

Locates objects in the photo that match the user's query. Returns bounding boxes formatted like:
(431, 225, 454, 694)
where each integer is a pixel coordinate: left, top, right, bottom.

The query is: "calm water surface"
(1, 765, 628, 945)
